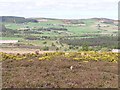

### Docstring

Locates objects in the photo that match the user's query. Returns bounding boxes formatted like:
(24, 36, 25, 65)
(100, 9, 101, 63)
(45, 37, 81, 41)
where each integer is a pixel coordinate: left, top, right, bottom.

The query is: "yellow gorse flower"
(0, 51, 119, 63)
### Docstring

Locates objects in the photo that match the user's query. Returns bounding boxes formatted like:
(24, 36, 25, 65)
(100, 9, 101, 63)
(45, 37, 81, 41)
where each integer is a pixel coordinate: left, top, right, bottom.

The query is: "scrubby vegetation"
(60, 36, 118, 49)
(1, 51, 118, 88)
(1, 51, 119, 63)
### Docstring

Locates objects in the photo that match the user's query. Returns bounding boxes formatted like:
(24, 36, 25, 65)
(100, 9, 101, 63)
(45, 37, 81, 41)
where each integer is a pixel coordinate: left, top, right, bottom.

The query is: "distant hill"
(0, 16, 38, 23)
(0, 16, 117, 24)
(91, 18, 116, 24)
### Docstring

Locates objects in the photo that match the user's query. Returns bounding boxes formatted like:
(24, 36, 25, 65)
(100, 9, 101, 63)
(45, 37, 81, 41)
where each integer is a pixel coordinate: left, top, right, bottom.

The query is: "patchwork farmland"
(0, 16, 119, 88)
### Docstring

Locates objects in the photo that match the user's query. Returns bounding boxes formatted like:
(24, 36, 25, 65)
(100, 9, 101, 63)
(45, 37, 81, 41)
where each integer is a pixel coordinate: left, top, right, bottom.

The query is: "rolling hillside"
(0, 16, 119, 51)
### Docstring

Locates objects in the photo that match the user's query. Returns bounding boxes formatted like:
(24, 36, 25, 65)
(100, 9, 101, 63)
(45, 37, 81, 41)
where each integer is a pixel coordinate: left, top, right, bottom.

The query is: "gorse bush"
(0, 51, 119, 63)
(43, 46, 49, 51)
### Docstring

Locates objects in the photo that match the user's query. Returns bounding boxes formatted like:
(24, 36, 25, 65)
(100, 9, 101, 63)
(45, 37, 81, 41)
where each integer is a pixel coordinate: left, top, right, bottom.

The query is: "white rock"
(70, 66, 73, 70)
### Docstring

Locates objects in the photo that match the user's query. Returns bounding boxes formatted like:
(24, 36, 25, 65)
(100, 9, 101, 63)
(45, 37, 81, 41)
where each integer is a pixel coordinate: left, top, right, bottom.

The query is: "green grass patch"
(0, 37, 23, 40)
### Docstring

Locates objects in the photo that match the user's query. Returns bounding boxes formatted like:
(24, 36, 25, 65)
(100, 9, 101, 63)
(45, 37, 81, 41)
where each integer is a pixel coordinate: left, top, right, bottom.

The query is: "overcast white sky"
(0, 0, 119, 19)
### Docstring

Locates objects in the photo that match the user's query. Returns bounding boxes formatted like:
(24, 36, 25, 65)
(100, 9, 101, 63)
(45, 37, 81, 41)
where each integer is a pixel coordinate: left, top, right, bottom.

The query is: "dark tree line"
(59, 36, 119, 49)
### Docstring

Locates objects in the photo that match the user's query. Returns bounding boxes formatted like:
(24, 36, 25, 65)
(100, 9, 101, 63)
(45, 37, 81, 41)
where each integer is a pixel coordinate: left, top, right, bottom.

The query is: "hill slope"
(0, 16, 38, 23)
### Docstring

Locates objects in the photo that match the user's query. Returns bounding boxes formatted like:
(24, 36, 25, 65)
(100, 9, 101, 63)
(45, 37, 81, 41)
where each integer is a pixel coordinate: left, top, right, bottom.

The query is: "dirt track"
(0, 48, 55, 54)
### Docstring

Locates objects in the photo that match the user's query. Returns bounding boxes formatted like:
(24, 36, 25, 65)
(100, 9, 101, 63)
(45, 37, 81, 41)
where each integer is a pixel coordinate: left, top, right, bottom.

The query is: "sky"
(0, 0, 119, 19)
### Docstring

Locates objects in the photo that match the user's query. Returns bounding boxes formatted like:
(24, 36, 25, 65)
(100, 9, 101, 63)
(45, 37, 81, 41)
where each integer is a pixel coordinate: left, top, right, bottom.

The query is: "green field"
(1, 18, 118, 51)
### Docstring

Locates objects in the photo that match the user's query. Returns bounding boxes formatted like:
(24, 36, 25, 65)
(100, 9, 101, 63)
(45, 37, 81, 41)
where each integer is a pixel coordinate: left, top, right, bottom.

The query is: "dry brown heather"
(2, 52, 118, 88)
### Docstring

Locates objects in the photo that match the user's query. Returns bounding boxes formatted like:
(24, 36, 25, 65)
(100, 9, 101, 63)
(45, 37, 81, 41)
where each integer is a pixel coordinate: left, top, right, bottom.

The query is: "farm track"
(0, 48, 55, 54)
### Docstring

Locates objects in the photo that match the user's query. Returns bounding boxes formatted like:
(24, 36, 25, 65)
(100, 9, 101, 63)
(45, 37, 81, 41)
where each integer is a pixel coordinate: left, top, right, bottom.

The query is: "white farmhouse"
(112, 49, 120, 53)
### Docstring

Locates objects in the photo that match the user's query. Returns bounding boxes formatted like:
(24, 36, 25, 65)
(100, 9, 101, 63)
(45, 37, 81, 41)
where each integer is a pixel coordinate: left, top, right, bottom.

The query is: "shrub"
(43, 46, 49, 51)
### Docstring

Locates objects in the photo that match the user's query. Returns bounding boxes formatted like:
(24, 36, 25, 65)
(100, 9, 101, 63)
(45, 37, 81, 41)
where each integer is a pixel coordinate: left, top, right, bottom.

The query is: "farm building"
(112, 49, 120, 53)
(0, 40, 18, 44)
(18, 27, 30, 31)
(113, 20, 118, 25)
(99, 19, 113, 24)
(37, 19, 48, 22)
(63, 20, 71, 24)
(79, 24, 86, 26)
(96, 24, 109, 27)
